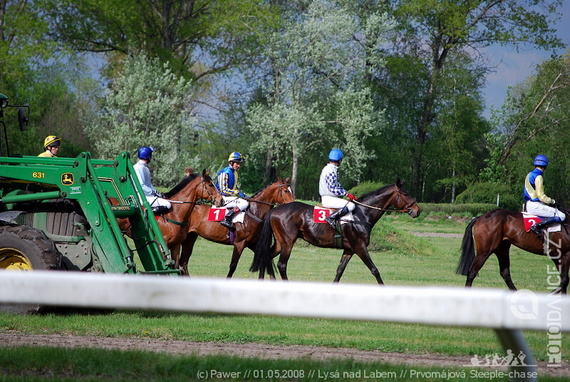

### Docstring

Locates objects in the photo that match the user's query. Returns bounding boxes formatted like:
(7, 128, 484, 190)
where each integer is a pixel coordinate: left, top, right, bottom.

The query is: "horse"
(176, 177, 294, 277)
(456, 208, 570, 294)
(249, 179, 421, 284)
(117, 170, 223, 258)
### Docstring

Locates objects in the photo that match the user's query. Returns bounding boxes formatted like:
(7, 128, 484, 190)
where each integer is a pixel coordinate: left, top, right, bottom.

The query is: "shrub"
(455, 182, 520, 211)
(348, 181, 385, 197)
(418, 203, 498, 216)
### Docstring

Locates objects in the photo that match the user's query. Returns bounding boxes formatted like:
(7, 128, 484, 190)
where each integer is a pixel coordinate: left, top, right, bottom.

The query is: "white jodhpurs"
(526, 201, 566, 221)
(321, 195, 355, 211)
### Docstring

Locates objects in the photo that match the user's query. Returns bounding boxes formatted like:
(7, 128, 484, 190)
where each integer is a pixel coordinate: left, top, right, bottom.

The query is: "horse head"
(250, 177, 295, 206)
(275, 177, 294, 204)
(199, 169, 224, 207)
(393, 179, 420, 218)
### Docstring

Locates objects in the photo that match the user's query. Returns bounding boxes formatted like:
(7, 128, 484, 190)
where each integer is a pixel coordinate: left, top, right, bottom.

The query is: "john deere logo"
(61, 173, 74, 186)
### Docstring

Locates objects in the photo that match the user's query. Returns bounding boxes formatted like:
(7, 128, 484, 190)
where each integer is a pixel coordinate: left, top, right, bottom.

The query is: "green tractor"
(0, 93, 177, 313)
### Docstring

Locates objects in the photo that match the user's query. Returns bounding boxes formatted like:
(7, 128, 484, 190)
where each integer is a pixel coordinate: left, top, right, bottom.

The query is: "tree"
(0, 0, 94, 156)
(84, 54, 196, 187)
(245, 0, 392, 196)
(489, 52, 570, 202)
(388, 0, 563, 196)
(42, 0, 278, 79)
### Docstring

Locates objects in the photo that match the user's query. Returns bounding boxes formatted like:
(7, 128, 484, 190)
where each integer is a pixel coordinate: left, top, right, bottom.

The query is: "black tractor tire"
(0, 225, 63, 314)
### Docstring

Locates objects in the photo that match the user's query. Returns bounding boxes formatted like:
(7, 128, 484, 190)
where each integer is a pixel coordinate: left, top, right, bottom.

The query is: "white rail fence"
(1, 271, 569, 381)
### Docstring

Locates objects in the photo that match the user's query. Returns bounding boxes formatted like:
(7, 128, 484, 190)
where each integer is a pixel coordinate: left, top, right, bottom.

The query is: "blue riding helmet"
(138, 146, 155, 160)
(533, 154, 549, 167)
(328, 149, 344, 162)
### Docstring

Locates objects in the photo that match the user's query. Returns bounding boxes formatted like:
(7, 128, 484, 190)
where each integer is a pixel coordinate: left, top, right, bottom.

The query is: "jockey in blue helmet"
(216, 151, 249, 229)
(523, 154, 565, 237)
(133, 146, 171, 214)
(319, 148, 357, 228)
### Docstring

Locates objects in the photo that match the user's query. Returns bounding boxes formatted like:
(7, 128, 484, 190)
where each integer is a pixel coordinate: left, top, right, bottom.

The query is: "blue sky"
(482, 2, 569, 117)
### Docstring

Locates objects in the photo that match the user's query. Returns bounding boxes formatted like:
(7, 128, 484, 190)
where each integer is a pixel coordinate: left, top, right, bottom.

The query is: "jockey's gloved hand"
(238, 192, 246, 198)
(155, 191, 165, 198)
(346, 193, 357, 201)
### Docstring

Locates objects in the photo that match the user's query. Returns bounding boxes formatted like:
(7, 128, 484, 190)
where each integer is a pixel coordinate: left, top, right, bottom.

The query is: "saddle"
(522, 212, 561, 233)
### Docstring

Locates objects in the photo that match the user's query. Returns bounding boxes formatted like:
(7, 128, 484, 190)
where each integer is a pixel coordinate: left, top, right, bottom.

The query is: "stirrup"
(220, 219, 234, 228)
(530, 225, 543, 238)
(325, 216, 338, 229)
(152, 206, 170, 215)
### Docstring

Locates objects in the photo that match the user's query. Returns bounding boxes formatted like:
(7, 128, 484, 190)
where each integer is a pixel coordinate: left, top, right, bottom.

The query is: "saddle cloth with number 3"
(313, 206, 354, 224)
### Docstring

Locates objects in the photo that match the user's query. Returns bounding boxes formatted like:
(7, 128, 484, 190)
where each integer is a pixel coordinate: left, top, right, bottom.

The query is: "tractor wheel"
(0, 225, 63, 314)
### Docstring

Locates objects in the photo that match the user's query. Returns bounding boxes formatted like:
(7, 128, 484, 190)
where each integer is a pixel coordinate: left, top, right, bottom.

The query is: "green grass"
(1, 214, 568, 381)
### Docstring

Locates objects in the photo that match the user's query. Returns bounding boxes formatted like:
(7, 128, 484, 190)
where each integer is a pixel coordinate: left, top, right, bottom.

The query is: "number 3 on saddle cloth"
(313, 206, 354, 224)
(522, 212, 562, 233)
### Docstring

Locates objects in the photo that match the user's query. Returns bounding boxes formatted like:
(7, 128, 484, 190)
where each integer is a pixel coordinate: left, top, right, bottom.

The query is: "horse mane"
(164, 173, 199, 198)
(250, 183, 271, 199)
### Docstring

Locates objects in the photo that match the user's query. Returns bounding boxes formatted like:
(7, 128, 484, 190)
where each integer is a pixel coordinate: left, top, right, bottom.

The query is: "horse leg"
(494, 241, 517, 291)
(333, 250, 354, 283)
(354, 247, 384, 285)
(276, 248, 291, 281)
(179, 233, 198, 276)
(273, 237, 293, 281)
(227, 242, 245, 278)
(465, 251, 493, 288)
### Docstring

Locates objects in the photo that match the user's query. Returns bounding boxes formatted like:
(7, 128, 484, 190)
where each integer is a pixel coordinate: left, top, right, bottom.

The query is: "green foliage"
(455, 182, 520, 211)
(43, 0, 279, 78)
(491, 52, 570, 204)
(84, 54, 196, 187)
(347, 181, 385, 197)
(244, 0, 393, 197)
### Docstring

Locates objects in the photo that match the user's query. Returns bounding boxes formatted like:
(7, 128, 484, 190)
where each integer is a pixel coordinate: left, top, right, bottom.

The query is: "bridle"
(246, 183, 292, 207)
(199, 176, 221, 206)
(353, 189, 416, 214)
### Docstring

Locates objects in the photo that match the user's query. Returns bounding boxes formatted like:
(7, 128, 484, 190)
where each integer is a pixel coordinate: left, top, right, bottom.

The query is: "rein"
(352, 199, 410, 212)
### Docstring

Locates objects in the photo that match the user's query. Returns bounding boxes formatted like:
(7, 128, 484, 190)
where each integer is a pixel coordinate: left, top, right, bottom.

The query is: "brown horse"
(176, 177, 294, 277)
(457, 209, 570, 294)
(118, 170, 223, 258)
(250, 179, 421, 284)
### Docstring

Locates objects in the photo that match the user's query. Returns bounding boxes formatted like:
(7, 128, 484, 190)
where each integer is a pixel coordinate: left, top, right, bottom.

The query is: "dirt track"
(1, 332, 568, 378)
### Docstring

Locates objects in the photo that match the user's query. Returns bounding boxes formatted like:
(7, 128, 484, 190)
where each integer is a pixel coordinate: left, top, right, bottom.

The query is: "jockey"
(319, 148, 356, 228)
(216, 151, 249, 228)
(523, 154, 565, 236)
(133, 146, 171, 215)
(38, 135, 61, 157)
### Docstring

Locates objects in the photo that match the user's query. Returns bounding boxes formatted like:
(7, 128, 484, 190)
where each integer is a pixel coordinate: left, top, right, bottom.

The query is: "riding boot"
(325, 206, 349, 229)
(220, 208, 237, 229)
(152, 205, 170, 215)
(530, 217, 561, 238)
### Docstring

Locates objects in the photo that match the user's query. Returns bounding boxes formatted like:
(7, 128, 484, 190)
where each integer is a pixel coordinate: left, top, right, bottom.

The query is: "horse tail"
(456, 217, 479, 276)
(249, 209, 276, 274)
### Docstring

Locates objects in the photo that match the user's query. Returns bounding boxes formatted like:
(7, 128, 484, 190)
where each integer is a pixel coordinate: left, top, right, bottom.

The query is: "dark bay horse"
(250, 179, 421, 284)
(176, 178, 294, 277)
(117, 170, 223, 257)
(457, 209, 570, 294)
